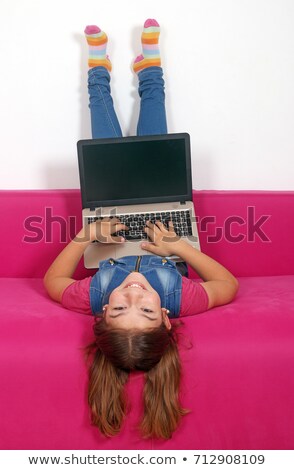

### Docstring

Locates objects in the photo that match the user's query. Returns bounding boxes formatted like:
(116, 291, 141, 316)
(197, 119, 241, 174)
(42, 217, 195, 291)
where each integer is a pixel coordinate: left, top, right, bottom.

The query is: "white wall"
(0, 0, 294, 190)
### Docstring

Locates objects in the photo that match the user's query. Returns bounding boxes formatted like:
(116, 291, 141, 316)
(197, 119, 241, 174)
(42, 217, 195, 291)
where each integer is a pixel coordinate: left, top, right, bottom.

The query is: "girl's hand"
(141, 220, 187, 256)
(44, 217, 128, 304)
(83, 218, 128, 244)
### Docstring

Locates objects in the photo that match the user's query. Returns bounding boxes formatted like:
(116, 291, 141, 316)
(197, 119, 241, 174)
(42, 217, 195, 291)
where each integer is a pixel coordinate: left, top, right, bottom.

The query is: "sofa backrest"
(193, 190, 294, 277)
(0, 190, 293, 278)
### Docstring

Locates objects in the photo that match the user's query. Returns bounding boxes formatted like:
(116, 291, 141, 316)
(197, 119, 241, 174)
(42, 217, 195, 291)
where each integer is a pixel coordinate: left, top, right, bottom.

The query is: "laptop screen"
(77, 133, 192, 209)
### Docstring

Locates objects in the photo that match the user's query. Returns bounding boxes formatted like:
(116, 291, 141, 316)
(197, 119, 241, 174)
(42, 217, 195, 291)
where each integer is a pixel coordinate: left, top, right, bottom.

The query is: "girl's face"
(104, 272, 171, 330)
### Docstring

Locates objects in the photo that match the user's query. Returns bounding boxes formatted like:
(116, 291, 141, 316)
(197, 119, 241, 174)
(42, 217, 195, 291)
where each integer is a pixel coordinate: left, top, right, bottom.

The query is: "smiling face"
(103, 272, 171, 330)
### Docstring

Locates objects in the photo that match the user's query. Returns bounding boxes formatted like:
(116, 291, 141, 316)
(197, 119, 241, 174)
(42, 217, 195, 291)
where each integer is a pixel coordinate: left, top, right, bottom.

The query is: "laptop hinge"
(180, 201, 186, 205)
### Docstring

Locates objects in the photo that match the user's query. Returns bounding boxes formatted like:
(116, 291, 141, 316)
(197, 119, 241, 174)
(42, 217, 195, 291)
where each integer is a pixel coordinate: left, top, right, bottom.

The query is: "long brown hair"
(87, 318, 188, 439)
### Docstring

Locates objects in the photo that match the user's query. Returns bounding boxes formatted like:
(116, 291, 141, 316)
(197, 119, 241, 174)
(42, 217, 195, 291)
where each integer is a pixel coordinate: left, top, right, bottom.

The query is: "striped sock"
(84, 25, 112, 71)
(133, 19, 161, 73)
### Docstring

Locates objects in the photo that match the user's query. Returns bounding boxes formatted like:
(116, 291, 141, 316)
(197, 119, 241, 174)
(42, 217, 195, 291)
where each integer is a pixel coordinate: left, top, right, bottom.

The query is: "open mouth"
(124, 283, 146, 290)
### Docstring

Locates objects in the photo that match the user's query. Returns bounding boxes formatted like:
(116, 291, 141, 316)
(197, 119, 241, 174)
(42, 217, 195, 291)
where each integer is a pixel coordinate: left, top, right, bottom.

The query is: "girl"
(44, 20, 238, 440)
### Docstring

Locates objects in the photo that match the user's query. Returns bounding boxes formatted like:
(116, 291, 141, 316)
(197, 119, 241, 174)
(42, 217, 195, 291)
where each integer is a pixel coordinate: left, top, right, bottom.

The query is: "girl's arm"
(142, 221, 239, 309)
(44, 218, 127, 303)
(171, 241, 238, 308)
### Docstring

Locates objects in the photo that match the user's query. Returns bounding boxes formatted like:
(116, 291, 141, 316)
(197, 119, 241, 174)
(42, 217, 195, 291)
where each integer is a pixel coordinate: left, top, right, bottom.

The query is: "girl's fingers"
(144, 225, 154, 241)
(103, 217, 123, 226)
(155, 220, 176, 235)
(110, 223, 128, 234)
(146, 220, 158, 228)
(168, 220, 176, 232)
(155, 220, 169, 232)
(145, 220, 176, 242)
(110, 217, 121, 225)
(145, 221, 157, 235)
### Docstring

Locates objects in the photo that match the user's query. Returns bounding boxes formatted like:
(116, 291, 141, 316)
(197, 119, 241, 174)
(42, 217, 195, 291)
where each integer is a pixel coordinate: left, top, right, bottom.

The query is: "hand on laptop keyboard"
(87, 211, 192, 241)
(86, 217, 129, 243)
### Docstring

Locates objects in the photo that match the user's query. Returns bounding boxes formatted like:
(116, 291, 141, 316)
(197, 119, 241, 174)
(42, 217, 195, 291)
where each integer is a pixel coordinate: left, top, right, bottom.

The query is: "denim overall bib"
(89, 255, 182, 318)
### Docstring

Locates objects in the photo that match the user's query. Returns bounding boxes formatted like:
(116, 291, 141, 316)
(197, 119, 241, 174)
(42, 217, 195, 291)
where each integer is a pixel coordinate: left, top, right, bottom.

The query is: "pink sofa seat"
(1, 275, 294, 450)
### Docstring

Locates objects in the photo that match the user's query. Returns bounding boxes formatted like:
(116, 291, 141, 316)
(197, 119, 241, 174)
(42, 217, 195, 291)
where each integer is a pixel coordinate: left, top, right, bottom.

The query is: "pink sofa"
(0, 189, 294, 450)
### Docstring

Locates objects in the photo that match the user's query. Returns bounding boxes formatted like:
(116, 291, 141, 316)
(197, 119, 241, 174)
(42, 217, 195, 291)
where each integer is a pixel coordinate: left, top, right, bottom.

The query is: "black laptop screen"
(78, 134, 192, 209)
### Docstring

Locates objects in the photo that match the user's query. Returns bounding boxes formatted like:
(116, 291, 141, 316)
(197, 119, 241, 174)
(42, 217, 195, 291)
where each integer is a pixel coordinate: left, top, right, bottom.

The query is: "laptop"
(77, 133, 200, 268)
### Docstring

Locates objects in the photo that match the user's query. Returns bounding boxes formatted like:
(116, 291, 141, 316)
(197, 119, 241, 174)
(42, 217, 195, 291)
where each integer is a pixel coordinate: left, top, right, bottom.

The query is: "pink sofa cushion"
(1, 275, 294, 449)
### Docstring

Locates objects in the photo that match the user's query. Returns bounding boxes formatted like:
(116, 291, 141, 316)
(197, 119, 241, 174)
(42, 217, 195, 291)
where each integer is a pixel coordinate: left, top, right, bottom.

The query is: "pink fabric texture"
(1, 276, 294, 449)
(0, 190, 294, 449)
(61, 275, 209, 316)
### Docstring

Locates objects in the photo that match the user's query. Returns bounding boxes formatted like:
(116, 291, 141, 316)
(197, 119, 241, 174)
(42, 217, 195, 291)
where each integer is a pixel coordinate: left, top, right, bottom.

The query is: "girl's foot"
(133, 19, 161, 73)
(84, 25, 112, 71)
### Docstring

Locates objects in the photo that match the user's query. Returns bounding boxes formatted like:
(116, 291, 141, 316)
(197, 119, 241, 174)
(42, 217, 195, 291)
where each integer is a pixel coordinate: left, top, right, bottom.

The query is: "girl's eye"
(113, 307, 124, 311)
(143, 308, 154, 313)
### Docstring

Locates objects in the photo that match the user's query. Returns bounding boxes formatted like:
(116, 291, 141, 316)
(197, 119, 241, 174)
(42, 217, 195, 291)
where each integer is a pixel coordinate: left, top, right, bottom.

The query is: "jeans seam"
(96, 84, 120, 137)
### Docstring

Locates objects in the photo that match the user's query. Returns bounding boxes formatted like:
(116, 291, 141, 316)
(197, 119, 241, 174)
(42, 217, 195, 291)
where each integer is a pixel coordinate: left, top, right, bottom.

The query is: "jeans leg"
(137, 66, 168, 136)
(88, 66, 123, 138)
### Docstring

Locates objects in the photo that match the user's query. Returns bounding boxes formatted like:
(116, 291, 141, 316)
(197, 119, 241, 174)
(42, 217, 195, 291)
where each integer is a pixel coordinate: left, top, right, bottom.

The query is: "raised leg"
(85, 25, 122, 138)
(133, 19, 167, 136)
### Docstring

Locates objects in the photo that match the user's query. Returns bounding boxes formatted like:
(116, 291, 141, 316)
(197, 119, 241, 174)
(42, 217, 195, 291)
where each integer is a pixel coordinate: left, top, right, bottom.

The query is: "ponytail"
(88, 348, 129, 436)
(141, 331, 189, 439)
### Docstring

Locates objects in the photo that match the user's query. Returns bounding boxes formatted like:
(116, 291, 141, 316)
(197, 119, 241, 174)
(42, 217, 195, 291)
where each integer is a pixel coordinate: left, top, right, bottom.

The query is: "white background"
(0, 0, 294, 190)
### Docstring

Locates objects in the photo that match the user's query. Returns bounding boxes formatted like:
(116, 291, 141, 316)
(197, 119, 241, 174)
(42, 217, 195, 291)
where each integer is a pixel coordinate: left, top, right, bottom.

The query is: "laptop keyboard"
(87, 210, 193, 241)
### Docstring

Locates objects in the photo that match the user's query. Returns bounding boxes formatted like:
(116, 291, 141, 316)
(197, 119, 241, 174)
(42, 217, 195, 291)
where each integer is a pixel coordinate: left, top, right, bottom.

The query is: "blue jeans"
(88, 66, 168, 138)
